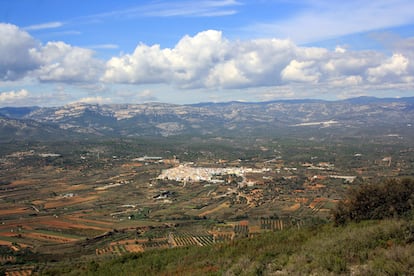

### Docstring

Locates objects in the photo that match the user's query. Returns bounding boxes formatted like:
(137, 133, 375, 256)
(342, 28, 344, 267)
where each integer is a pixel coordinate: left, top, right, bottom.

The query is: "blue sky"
(0, 0, 414, 106)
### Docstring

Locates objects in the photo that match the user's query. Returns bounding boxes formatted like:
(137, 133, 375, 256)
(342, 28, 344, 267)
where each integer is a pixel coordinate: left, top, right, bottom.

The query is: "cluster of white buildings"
(157, 163, 266, 183)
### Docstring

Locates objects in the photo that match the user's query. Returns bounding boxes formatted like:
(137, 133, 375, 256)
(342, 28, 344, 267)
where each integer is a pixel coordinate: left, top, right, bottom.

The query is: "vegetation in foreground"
(38, 178, 414, 275)
(38, 219, 414, 275)
(333, 178, 414, 225)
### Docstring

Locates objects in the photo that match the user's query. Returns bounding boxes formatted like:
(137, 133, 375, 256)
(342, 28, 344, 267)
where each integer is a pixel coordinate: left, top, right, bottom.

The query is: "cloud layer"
(0, 23, 102, 83)
(0, 24, 40, 80)
(1, 23, 413, 105)
(103, 29, 414, 91)
(0, 89, 29, 104)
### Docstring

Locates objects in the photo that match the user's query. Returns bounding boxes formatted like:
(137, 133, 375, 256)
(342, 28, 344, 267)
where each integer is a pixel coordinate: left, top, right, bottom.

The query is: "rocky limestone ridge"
(1, 96, 413, 138)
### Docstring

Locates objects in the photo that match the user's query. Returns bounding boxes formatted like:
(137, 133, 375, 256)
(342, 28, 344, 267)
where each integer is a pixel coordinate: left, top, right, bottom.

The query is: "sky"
(0, 0, 414, 107)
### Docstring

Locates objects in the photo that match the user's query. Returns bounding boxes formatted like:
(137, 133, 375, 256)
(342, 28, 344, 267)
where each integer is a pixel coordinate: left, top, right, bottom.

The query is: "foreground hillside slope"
(39, 218, 414, 275)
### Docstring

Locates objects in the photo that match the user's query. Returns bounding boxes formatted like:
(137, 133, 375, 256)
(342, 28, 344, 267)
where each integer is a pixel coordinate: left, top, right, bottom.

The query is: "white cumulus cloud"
(0, 23, 103, 84)
(281, 60, 320, 83)
(103, 30, 231, 87)
(103, 30, 298, 89)
(0, 24, 40, 80)
(31, 41, 103, 83)
(367, 53, 410, 83)
(74, 96, 112, 105)
(102, 29, 414, 95)
(0, 89, 29, 104)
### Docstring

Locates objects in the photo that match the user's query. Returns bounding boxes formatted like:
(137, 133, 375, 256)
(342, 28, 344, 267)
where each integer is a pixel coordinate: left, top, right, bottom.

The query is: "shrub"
(333, 178, 414, 225)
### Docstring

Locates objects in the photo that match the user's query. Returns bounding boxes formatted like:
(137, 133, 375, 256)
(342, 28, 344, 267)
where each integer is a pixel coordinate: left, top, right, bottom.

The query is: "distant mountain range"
(1, 97, 413, 141)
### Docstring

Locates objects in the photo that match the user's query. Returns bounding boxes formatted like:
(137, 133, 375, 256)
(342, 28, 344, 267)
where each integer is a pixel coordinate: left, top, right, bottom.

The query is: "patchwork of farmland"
(1, 135, 412, 274)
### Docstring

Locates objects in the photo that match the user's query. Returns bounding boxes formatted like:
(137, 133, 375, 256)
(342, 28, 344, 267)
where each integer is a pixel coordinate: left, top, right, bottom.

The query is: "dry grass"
(43, 195, 97, 209)
(22, 232, 79, 243)
(0, 207, 30, 216)
(283, 203, 301, 212)
(199, 201, 230, 217)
